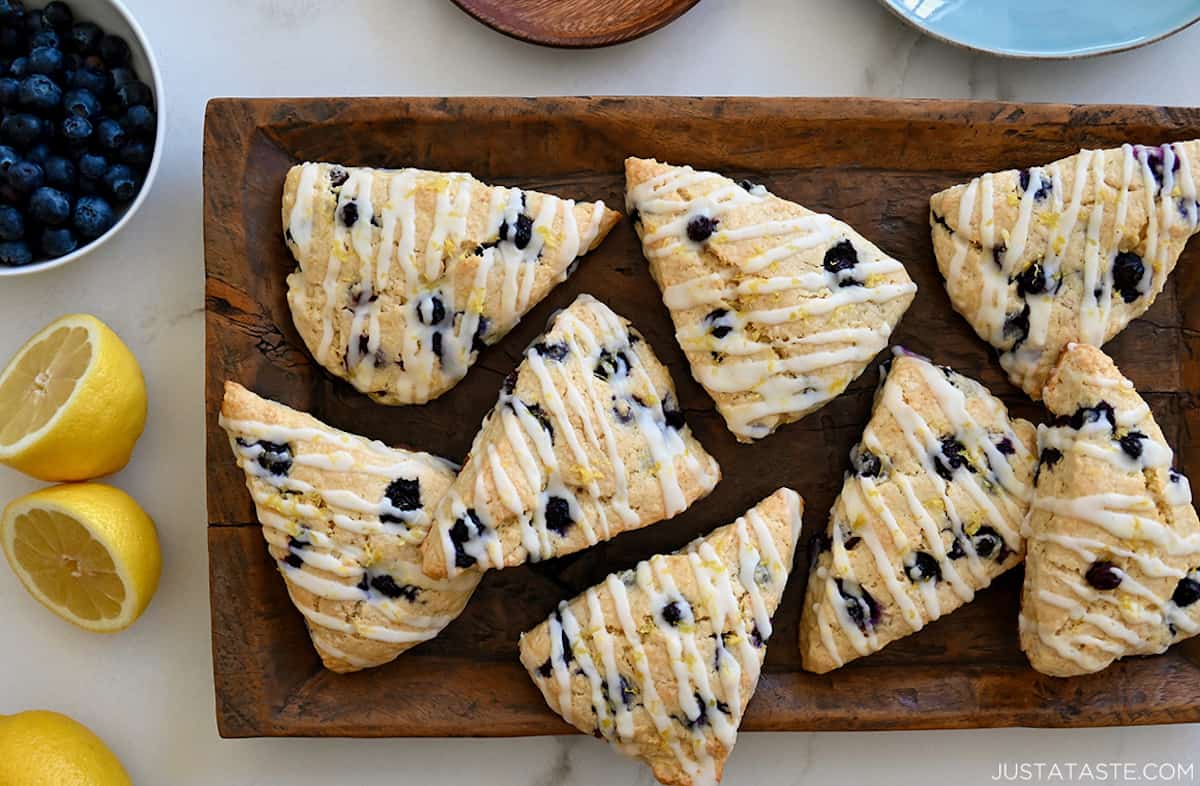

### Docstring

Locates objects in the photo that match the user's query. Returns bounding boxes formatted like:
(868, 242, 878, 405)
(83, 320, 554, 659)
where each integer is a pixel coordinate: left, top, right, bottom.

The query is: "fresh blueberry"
(0, 239, 31, 265)
(27, 45, 62, 75)
(109, 65, 135, 87)
(0, 75, 17, 106)
(68, 66, 108, 95)
(102, 163, 137, 202)
(29, 29, 59, 50)
(0, 144, 15, 172)
(97, 34, 128, 67)
(7, 55, 25, 77)
(122, 104, 154, 137)
(77, 151, 106, 180)
(381, 477, 421, 521)
(906, 551, 941, 583)
(17, 73, 61, 112)
(60, 113, 91, 145)
(686, 214, 717, 243)
(1112, 251, 1145, 303)
(114, 80, 151, 110)
(28, 186, 69, 225)
(93, 117, 125, 152)
(0, 203, 22, 239)
(42, 2, 72, 29)
(24, 141, 48, 165)
(72, 194, 113, 238)
(67, 21, 101, 54)
(1085, 561, 1123, 590)
(6, 159, 42, 195)
(0, 0, 22, 20)
(118, 139, 151, 168)
(544, 495, 573, 536)
(823, 239, 859, 274)
(62, 87, 98, 117)
(39, 225, 75, 257)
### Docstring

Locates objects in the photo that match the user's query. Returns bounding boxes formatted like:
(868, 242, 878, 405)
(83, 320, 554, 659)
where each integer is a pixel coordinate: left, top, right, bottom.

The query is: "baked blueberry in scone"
(282, 163, 621, 405)
(219, 381, 480, 673)
(1020, 343, 1200, 676)
(799, 349, 1037, 673)
(930, 140, 1200, 399)
(519, 488, 803, 786)
(420, 294, 721, 580)
(625, 157, 917, 442)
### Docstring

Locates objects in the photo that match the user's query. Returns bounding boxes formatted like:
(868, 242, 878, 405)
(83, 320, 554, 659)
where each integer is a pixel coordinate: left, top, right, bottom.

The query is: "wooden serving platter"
(449, 0, 700, 48)
(203, 97, 1200, 738)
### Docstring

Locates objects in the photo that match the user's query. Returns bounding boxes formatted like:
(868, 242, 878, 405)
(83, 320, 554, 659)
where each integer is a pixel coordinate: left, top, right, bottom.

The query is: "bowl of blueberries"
(0, 0, 161, 275)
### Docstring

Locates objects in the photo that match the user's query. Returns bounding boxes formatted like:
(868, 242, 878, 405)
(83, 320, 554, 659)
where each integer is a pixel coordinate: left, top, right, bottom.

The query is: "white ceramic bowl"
(0, 0, 164, 276)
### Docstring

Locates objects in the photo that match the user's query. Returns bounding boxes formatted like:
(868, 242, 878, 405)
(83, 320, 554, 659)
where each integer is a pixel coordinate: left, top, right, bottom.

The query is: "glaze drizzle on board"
(625, 158, 917, 443)
(1020, 344, 1200, 676)
(421, 293, 721, 579)
(283, 163, 618, 405)
(519, 488, 803, 786)
(800, 349, 1036, 673)
(217, 382, 480, 673)
(931, 140, 1200, 398)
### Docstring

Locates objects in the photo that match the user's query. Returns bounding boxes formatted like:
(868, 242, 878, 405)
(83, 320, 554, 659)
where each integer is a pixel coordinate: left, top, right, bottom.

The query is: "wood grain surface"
(449, 0, 700, 48)
(203, 97, 1200, 738)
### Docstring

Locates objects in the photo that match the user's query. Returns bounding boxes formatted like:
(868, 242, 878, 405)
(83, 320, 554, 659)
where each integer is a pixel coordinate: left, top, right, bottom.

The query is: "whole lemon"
(0, 710, 132, 786)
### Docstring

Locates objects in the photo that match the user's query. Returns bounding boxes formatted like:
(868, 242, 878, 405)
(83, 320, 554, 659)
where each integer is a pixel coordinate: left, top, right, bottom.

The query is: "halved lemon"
(1, 483, 161, 633)
(0, 314, 146, 482)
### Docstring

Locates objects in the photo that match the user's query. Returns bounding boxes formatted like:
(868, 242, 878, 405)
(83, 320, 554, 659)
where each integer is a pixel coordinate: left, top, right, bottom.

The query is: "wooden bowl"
(449, 0, 700, 48)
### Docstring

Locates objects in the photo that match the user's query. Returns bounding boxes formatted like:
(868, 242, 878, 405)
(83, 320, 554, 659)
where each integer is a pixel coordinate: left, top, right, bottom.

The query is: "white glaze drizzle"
(430, 295, 719, 577)
(285, 163, 611, 404)
(809, 351, 1033, 668)
(1024, 356, 1200, 672)
(529, 490, 801, 784)
(628, 161, 915, 441)
(933, 142, 1200, 394)
(218, 394, 479, 667)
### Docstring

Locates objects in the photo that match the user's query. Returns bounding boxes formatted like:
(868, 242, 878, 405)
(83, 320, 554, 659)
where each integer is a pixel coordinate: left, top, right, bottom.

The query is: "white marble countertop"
(1, 0, 1198, 783)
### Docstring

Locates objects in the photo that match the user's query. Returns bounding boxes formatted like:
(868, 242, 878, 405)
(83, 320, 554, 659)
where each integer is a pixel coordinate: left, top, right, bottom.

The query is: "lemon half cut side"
(0, 313, 146, 481)
(1, 483, 161, 633)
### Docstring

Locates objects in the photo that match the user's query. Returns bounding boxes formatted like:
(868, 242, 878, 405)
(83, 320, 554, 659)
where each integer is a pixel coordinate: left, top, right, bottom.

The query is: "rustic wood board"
(449, 0, 700, 48)
(203, 97, 1200, 738)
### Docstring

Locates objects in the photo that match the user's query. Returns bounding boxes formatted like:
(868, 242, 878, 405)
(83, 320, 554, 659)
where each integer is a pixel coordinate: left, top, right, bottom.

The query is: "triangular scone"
(625, 157, 917, 442)
(799, 350, 1037, 673)
(1020, 344, 1200, 676)
(420, 294, 721, 579)
(519, 488, 803, 786)
(218, 382, 480, 673)
(283, 163, 621, 405)
(930, 140, 1200, 398)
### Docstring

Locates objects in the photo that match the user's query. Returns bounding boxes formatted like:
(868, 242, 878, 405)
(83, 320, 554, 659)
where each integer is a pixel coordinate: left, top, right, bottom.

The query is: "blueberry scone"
(799, 349, 1037, 673)
(519, 488, 803, 786)
(283, 163, 621, 405)
(218, 382, 480, 673)
(625, 158, 917, 442)
(420, 294, 721, 580)
(930, 140, 1200, 398)
(1020, 343, 1200, 676)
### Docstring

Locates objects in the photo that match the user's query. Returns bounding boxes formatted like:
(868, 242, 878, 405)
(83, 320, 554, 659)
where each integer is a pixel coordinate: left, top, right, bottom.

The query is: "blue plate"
(882, 0, 1200, 58)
